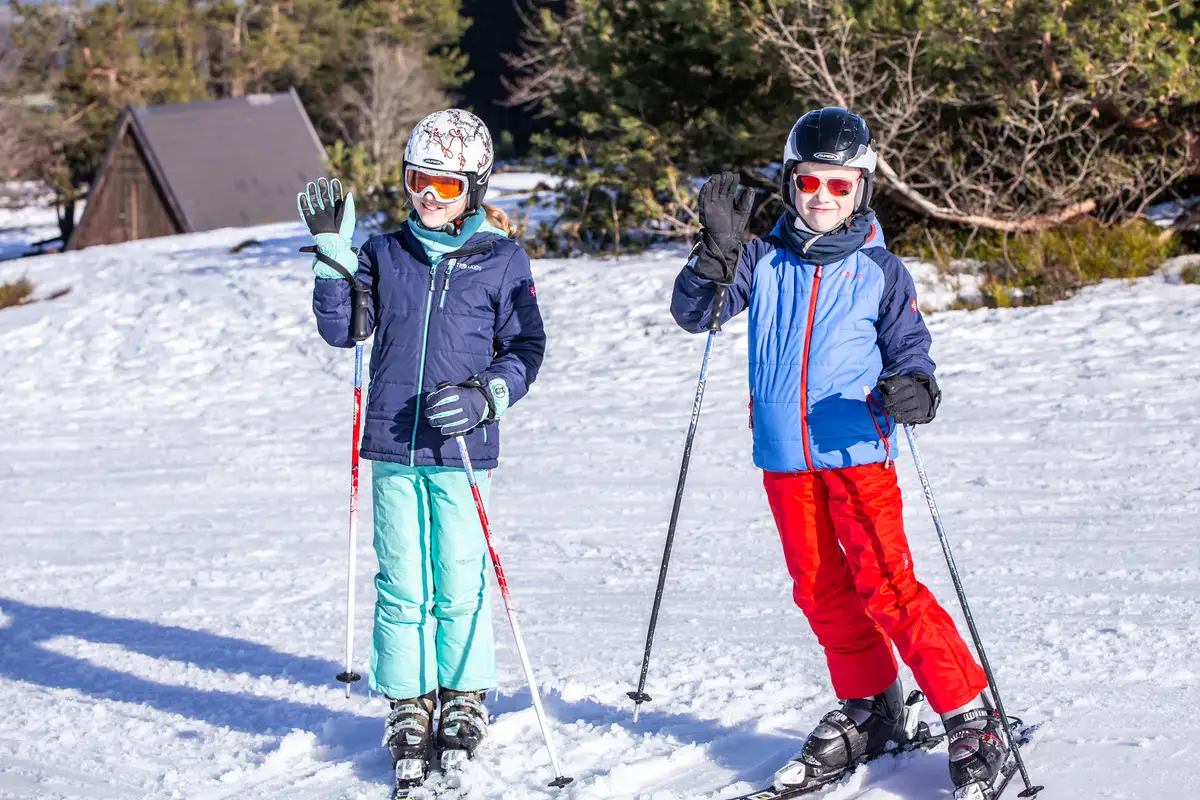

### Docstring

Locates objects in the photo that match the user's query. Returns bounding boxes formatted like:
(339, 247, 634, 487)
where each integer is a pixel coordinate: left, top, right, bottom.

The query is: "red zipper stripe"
(799, 264, 823, 471)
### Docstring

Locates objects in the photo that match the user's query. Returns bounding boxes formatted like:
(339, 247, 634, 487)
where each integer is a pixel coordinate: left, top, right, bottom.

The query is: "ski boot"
(773, 677, 906, 791)
(942, 696, 1011, 800)
(437, 688, 489, 772)
(384, 691, 436, 797)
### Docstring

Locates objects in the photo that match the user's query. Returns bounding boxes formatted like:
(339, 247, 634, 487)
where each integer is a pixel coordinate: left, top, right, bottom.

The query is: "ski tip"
(440, 749, 470, 773)
(392, 759, 428, 800)
(953, 784, 988, 800)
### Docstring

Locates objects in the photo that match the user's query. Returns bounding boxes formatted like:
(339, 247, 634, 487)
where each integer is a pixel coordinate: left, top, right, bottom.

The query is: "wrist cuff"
(484, 378, 510, 422)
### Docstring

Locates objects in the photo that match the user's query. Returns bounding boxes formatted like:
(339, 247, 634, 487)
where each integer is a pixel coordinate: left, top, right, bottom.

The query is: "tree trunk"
(58, 197, 76, 245)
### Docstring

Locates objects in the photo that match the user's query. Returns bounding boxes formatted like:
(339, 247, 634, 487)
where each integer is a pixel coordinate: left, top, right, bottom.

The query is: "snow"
(0, 206, 62, 262)
(487, 171, 559, 231)
(0, 184, 72, 262)
(488, 172, 557, 195)
(1161, 255, 1200, 285)
(2, 209, 1200, 800)
(903, 259, 983, 312)
(1144, 197, 1200, 229)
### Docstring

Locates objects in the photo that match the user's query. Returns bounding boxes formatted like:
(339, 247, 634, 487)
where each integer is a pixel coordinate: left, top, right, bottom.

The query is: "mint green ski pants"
(369, 461, 496, 699)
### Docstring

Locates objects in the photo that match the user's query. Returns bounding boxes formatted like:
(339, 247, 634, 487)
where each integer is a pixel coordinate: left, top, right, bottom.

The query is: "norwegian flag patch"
(529, 285, 537, 297)
(910, 299, 918, 313)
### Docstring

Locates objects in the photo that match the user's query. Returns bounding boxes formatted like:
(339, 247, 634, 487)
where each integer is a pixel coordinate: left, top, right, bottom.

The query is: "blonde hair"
(482, 203, 516, 238)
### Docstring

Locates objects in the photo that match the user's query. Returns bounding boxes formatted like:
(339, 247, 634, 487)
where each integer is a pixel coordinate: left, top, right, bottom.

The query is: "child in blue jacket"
(671, 108, 1004, 798)
(301, 109, 545, 789)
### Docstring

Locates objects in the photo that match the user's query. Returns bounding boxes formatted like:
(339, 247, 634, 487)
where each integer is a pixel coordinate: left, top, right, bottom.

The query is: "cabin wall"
(68, 130, 179, 249)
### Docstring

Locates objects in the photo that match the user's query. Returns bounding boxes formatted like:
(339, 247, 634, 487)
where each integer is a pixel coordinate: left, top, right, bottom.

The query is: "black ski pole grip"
(350, 284, 370, 342)
(301, 245, 369, 343)
(708, 283, 729, 333)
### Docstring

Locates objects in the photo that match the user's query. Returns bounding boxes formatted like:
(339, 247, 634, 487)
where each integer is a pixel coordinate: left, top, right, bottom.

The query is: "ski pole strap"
(864, 389, 893, 468)
(708, 282, 729, 333)
(301, 245, 370, 342)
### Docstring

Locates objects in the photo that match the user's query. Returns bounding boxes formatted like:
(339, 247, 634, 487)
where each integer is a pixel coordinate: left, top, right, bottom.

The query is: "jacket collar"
(396, 221, 503, 266)
(772, 210, 882, 264)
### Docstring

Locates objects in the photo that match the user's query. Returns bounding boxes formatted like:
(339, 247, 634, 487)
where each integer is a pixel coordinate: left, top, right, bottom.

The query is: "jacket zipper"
(438, 260, 458, 310)
(799, 264, 823, 471)
(410, 262, 440, 456)
(440, 256, 485, 444)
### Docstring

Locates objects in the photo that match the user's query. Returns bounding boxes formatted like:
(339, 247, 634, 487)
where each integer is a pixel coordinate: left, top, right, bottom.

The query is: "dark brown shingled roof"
(127, 88, 326, 233)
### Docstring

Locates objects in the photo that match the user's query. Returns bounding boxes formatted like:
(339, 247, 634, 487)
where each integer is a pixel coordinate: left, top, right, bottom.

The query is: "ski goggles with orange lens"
(793, 173, 859, 197)
(405, 166, 469, 202)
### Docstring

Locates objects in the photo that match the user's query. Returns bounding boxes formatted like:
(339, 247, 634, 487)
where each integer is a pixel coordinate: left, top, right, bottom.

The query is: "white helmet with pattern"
(404, 109, 494, 218)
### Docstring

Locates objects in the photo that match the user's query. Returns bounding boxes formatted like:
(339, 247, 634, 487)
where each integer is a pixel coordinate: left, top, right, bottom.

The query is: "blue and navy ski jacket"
(671, 212, 934, 473)
(313, 224, 545, 470)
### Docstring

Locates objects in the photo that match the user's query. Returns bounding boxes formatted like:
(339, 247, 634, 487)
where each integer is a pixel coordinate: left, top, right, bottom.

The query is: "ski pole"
(299, 178, 371, 698)
(334, 336, 365, 698)
(628, 283, 729, 724)
(453, 435, 574, 789)
(336, 285, 371, 697)
(308, 233, 371, 698)
(902, 425, 1044, 798)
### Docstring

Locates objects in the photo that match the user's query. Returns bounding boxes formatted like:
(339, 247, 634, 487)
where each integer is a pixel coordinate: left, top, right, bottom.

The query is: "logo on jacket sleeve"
(910, 299, 918, 313)
(529, 284, 537, 297)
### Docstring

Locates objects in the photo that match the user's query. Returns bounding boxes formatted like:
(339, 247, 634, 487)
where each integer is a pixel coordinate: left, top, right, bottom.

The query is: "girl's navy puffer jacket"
(313, 224, 545, 470)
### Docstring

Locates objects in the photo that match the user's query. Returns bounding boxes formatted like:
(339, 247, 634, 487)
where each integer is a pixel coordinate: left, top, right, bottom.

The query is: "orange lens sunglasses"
(405, 167, 468, 202)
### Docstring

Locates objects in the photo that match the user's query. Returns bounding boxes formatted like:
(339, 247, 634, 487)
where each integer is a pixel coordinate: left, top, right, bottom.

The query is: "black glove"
(877, 372, 941, 425)
(297, 178, 358, 279)
(692, 172, 756, 284)
(425, 383, 491, 436)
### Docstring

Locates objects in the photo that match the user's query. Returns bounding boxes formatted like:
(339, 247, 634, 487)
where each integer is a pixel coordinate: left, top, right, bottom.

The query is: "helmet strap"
(425, 216, 467, 236)
(408, 184, 473, 235)
(409, 205, 477, 237)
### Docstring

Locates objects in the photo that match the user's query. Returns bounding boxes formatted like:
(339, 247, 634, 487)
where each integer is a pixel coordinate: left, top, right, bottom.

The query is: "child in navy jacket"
(302, 109, 544, 790)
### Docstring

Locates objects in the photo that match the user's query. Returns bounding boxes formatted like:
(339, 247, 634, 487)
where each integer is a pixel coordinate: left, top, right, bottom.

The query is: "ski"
(393, 767, 453, 799)
(393, 771, 470, 799)
(724, 710, 1037, 800)
(722, 690, 937, 800)
(392, 762, 433, 800)
(725, 731, 947, 800)
(392, 747, 472, 798)
(394, 777, 455, 800)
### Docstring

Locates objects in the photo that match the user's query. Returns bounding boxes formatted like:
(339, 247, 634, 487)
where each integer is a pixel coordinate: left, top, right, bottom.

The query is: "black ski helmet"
(782, 107, 878, 217)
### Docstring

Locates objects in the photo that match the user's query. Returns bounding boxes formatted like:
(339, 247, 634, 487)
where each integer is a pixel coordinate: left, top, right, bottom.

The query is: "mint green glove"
(297, 177, 357, 280)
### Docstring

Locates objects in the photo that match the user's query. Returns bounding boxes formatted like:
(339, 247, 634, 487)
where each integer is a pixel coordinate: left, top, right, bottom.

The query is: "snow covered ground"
(1, 215, 1199, 800)
(0, 205, 62, 262)
(487, 171, 558, 232)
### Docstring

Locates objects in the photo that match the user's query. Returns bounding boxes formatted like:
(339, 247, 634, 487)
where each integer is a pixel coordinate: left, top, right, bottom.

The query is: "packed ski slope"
(1, 203, 1199, 800)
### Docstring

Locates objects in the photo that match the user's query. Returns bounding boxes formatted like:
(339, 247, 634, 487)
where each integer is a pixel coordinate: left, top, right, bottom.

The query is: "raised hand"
(298, 177, 357, 280)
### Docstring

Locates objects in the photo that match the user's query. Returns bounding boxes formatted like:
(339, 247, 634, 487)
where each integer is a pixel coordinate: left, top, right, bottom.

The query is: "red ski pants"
(763, 463, 987, 714)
